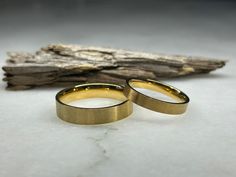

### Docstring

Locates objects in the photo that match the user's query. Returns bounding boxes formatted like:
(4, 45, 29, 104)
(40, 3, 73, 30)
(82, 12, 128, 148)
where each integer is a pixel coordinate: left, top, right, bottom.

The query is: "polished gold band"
(123, 79, 189, 114)
(56, 83, 133, 124)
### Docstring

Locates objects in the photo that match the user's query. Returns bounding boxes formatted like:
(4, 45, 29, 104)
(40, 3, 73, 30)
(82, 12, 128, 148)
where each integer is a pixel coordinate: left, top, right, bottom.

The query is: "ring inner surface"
(58, 84, 127, 105)
(129, 80, 187, 103)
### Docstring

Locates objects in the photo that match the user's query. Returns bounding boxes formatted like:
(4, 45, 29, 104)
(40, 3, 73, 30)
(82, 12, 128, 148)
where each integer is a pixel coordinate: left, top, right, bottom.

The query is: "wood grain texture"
(2, 44, 226, 90)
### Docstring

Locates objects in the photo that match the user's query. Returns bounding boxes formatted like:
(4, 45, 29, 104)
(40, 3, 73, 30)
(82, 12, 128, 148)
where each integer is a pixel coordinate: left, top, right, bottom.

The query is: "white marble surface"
(0, 1, 236, 177)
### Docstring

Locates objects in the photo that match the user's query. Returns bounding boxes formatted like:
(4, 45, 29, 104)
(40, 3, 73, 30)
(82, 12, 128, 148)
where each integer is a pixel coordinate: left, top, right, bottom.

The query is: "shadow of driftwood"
(162, 72, 229, 82)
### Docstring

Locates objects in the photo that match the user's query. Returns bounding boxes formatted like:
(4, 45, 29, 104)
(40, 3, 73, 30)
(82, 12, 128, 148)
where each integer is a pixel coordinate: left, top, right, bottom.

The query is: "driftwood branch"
(2, 44, 226, 90)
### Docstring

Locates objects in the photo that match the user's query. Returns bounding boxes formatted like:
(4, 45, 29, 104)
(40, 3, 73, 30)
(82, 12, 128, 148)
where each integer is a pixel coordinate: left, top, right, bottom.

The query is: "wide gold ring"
(56, 83, 133, 124)
(123, 79, 189, 114)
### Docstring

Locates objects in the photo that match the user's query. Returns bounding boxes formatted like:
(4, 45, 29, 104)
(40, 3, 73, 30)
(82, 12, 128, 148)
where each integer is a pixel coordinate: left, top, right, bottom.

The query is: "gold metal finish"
(123, 79, 189, 114)
(56, 83, 133, 124)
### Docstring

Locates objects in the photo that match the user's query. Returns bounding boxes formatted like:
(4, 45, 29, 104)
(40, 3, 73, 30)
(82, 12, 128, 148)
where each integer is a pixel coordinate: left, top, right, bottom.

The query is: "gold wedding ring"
(56, 83, 133, 124)
(56, 79, 190, 125)
(123, 79, 189, 114)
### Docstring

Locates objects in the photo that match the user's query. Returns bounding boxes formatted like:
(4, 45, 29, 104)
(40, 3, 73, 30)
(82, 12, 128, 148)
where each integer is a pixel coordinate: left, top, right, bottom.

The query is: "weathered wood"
(2, 44, 226, 90)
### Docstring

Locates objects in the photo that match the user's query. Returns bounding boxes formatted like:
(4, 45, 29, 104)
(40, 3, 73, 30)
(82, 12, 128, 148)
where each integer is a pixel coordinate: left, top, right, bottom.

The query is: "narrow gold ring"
(56, 83, 133, 124)
(123, 79, 189, 114)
